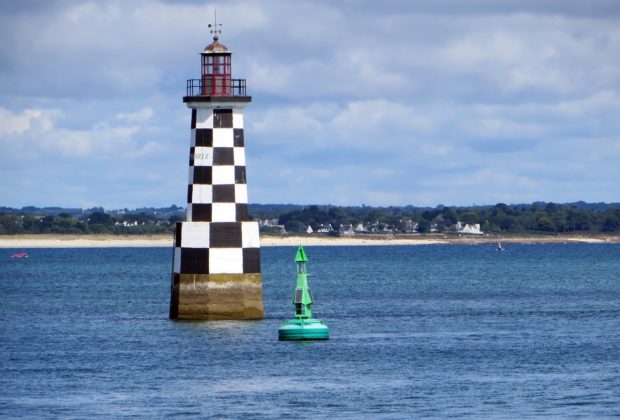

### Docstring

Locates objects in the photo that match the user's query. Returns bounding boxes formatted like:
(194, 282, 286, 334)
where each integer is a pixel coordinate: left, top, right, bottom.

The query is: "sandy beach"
(1, 233, 618, 249)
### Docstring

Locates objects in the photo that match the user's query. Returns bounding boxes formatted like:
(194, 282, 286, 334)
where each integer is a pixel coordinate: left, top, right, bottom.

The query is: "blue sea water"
(1, 244, 619, 418)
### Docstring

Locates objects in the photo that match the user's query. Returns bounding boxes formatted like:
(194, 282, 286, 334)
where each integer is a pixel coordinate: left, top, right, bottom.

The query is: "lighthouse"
(169, 29, 264, 320)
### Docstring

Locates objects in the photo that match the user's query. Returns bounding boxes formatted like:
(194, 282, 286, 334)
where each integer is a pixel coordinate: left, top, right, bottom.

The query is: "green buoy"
(278, 245, 329, 340)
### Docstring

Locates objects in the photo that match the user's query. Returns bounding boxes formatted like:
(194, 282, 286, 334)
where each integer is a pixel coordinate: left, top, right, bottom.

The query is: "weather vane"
(208, 9, 222, 40)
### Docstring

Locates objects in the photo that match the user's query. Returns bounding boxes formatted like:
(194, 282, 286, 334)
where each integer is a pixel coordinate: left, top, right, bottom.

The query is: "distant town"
(1, 201, 619, 236)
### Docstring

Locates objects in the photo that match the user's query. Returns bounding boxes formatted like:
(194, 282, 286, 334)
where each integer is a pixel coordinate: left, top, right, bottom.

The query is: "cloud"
(0, 107, 57, 135)
(116, 107, 154, 122)
(0, 106, 164, 159)
(1, 0, 619, 207)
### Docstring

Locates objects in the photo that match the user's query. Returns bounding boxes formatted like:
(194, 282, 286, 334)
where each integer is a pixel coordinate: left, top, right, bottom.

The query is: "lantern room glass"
(201, 54, 232, 95)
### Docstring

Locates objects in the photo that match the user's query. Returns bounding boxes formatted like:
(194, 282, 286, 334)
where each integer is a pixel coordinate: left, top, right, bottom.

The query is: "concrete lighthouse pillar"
(169, 33, 264, 320)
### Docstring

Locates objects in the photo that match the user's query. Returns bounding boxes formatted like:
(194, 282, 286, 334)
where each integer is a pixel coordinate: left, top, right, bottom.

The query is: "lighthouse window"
(213, 109, 233, 128)
(233, 129, 244, 147)
(234, 166, 246, 184)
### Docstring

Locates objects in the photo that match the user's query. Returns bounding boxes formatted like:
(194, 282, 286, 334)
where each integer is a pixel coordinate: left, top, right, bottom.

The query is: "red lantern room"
(184, 20, 248, 100)
(200, 35, 232, 96)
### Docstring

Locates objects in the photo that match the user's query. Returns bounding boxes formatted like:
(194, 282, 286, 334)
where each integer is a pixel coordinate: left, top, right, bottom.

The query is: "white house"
(455, 221, 484, 235)
(317, 224, 333, 233)
(339, 224, 355, 237)
(354, 223, 367, 233)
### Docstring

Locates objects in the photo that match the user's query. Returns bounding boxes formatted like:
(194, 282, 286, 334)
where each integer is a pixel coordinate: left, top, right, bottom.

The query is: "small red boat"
(10, 252, 29, 258)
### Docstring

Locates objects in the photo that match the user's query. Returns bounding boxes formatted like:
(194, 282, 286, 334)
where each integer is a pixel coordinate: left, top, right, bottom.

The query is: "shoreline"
(1, 233, 618, 249)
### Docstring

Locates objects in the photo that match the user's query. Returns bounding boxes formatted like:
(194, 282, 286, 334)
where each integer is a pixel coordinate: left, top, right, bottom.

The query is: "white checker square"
(213, 128, 234, 147)
(235, 184, 248, 204)
(211, 203, 236, 222)
(192, 184, 212, 203)
(209, 248, 243, 274)
(192, 147, 212, 166)
(241, 222, 260, 248)
(232, 111, 244, 129)
(212, 166, 235, 185)
(196, 108, 213, 128)
(181, 222, 210, 248)
(233, 147, 246, 166)
(173, 247, 181, 273)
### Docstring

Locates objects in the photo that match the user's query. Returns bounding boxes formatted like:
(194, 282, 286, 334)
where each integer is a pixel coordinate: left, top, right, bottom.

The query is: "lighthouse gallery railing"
(186, 79, 247, 96)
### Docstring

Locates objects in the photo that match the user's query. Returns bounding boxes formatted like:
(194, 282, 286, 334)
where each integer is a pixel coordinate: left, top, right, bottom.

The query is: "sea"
(1, 243, 619, 418)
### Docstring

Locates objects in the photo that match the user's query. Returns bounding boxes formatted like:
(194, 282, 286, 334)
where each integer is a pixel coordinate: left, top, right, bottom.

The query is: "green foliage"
(1, 202, 619, 236)
(273, 202, 620, 235)
(0, 209, 175, 235)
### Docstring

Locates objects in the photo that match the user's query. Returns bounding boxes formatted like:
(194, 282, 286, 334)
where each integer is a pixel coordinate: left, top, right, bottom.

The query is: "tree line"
(1, 202, 619, 235)
(275, 202, 620, 234)
(0, 211, 182, 235)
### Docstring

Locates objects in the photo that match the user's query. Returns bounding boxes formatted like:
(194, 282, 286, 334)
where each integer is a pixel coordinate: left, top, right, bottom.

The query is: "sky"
(1, 0, 619, 209)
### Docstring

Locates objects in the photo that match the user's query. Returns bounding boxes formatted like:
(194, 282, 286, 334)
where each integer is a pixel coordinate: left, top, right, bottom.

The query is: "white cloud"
(1, 1, 620, 207)
(0, 106, 160, 159)
(0, 108, 57, 135)
(116, 107, 154, 122)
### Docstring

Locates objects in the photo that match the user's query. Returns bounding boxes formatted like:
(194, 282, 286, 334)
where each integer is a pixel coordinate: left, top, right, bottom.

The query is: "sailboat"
(497, 235, 505, 252)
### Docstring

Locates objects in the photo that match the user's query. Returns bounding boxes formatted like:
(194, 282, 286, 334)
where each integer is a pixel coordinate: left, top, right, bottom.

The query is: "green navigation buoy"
(278, 245, 329, 340)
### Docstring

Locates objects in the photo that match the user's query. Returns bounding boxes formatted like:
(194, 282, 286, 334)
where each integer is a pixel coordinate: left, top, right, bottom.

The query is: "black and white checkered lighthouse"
(169, 30, 264, 320)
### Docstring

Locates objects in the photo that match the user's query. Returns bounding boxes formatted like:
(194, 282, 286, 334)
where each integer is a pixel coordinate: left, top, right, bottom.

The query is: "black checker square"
(234, 166, 246, 184)
(236, 203, 249, 221)
(195, 128, 213, 147)
(213, 147, 234, 165)
(187, 184, 193, 203)
(191, 109, 196, 129)
(175, 223, 182, 247)
(233, 129, 244, 147)
(213, 109, 233, 128)
(192, 166, 212, 184)
(212, 185, 235, 202)
(243, 248, 261, 273)
(210, 222, 242, 248)
(191, 204, 212, 222)
(189, 146, 195, 166)
(180, 247, 209, 274)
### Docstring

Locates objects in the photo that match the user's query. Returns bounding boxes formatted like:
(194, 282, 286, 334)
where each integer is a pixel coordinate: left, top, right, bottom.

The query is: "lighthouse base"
(170, 273, 264, 320)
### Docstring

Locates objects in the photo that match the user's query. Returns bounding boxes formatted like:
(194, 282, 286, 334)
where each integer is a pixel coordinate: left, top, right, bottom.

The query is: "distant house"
(115, 221, 138, 227)
(339, 224, 355, 237)
(455, 221, 484, 235)
(258, 218, 279, 227)
(258, 218, 286, 234)
(354, 223, 367, 233)
(306, 225, 314, 234)
(317, 224, 334, 233)
(369, 222, 389, 233)
(401, 219, 418, 233)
